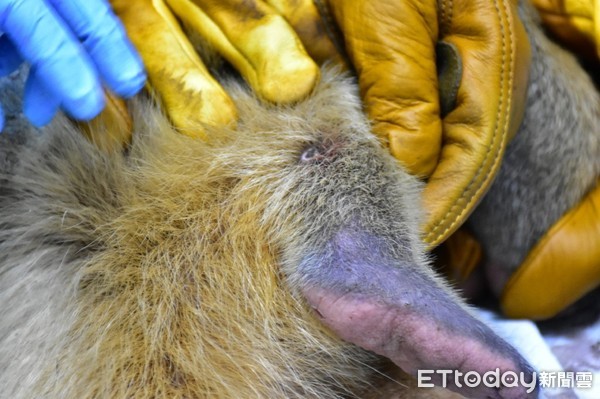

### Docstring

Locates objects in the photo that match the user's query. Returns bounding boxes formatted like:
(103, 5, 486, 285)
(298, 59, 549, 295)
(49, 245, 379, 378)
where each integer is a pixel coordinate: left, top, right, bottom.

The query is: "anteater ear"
(299, 228, 538, 399)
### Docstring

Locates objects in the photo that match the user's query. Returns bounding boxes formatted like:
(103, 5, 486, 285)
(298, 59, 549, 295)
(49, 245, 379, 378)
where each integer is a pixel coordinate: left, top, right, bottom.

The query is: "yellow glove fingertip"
(501, 182, 600, 320)
(166, 80, 238, 138)
(385, 122, 442, 179)
(113, 0, 239, 137)
(241, 15, 320, 104)
(145, 52, 237, 136)
(532, 0, 600, 58)
(258, 52, 320, 104)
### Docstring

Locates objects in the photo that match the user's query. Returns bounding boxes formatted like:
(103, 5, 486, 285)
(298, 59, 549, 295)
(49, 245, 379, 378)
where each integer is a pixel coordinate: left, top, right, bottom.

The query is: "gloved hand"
(109, 0, 531, 246)
(0, 0, 146, 132)
(531, 0, 600, 59)
(316, 0, 532, 247)
(444, 182, 600, 321)
(108, 0, 323, 137)
(501, 181, 600, 319)
(500, 0, 600, 320)
(316, 0, 597, 321)
(440, 0, 600, 321)
(106, 0, 529, 246)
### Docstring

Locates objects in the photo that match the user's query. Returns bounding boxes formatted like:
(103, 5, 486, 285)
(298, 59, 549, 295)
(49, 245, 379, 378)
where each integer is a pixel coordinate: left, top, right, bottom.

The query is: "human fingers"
(0, 0, 105, 121)
(23, 68, 61, 127)
(326, 0, 530, 248)
(327, 0, 442, 179)
(422, 0, 530, 247)
(502, 182, 600, 319)
(47, 0, 146, 97)
(0, 33, 22, 76)
(266, 0, 342, 65)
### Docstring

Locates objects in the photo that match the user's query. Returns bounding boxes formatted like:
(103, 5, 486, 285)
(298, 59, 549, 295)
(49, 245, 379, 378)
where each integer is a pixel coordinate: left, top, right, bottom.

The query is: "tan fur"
(0, 69, 443, 398)
(2, 2, 596, 397)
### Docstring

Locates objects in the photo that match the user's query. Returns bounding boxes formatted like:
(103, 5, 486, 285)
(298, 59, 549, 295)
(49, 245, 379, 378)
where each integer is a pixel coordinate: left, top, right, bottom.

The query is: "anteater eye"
(299, 146, 322, 163)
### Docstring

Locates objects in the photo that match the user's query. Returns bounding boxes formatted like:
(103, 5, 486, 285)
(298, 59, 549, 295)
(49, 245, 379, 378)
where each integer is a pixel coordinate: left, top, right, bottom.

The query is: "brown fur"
(0, 69, 442, 398)
(1, 2, 597, 398)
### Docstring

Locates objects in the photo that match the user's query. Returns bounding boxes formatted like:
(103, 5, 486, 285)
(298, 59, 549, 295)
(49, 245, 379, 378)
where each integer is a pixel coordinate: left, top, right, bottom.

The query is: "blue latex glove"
(0, 0, 147, 131)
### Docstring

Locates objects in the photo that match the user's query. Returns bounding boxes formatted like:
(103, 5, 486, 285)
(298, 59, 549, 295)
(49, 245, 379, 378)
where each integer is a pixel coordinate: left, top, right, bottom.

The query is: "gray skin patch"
(300, 227, 539, 399)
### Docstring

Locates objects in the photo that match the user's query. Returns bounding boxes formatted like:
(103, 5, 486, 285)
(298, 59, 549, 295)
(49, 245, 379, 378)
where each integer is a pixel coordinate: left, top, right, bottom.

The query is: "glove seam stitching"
(426, 0, 514, 245)
(439, 0, 447, 32)
(448, 0, 454, 32)
(438, 0, 454, 35)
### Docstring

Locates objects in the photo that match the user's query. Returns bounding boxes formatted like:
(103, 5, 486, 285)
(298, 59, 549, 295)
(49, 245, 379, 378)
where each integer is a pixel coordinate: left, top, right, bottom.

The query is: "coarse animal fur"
(0, 2, 597, 399)
(0, 68, 479, 398)
(469, 2, 600, 295)
(0, 71, 366, 397)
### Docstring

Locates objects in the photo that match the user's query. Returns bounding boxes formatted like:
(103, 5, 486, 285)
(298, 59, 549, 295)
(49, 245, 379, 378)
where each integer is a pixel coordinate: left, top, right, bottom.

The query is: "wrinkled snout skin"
(287, 143, 538, 399)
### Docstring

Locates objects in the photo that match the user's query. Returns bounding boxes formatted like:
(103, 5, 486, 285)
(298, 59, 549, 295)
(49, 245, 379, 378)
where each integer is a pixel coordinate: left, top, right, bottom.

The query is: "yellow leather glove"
(108, 0, 320, 137)
(315, 0, 598, 320)
(106, 0, 530, 248)
(532, 0, 600, 59)
(316, 0, 532, 247)
(442, 183, 600, 320)
(97, 0, 595, 320)
(499, 0, 600, 320)
(501, 181, 600, 319)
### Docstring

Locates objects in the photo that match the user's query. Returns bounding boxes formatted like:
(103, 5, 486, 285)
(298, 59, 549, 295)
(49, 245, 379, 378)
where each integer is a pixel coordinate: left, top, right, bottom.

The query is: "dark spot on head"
(300, 146, 322, 163)
(299, 139, 342, 164)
